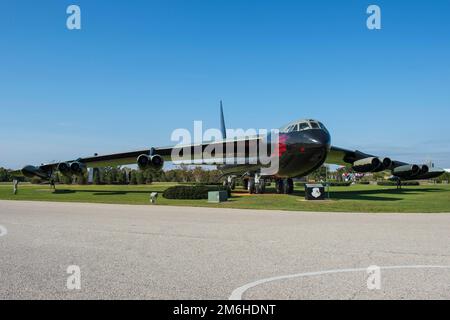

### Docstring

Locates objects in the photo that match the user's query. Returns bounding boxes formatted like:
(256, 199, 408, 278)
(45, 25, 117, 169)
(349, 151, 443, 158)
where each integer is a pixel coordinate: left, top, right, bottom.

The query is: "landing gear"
(246, 175, 266, 194)
(276, 179, 284, 194)
(223, 176, 236, 190)
(243, 179, 249, 191)
(254, 174, 266, 194)
(248, 178, 255, 194)
(276, 178, 294, 194)
(285, 178, 294, 194)
(229, 176, 236, 190)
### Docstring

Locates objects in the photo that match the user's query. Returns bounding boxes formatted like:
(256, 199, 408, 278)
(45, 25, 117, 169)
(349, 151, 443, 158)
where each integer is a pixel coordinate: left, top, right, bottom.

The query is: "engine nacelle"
(70, 161, 87, 176)
(410, 165, 430, 180)
(352, 157, 391, 173)
(137, 154, 164, 171)
(57, 162, 72, 177)
(352, 157, 380, 172)
(372, 157, 392, 172)
(392, 164, 420, 179)
(418, 165, 429, 175)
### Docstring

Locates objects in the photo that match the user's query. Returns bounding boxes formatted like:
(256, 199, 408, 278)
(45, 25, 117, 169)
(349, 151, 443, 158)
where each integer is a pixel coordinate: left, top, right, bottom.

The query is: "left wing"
(12, 135, 266, 180)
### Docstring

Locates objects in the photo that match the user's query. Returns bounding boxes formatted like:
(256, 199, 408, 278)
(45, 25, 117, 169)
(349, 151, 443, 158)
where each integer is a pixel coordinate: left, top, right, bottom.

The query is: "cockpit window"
(318, 122, 329, 133)
(299, 122, 310, 130)
(310, 121, 320, 129)
(283, 120, 325, 132)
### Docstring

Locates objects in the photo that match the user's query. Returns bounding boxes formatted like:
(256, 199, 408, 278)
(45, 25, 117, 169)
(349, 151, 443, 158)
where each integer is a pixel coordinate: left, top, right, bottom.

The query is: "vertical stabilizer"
(220, 100, 227, 139)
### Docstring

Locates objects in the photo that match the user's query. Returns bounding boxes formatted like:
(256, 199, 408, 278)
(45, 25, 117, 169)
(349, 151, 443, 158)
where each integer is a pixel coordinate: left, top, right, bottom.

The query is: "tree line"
(1, 166, 449, 184)
(0, 166, 223, 185)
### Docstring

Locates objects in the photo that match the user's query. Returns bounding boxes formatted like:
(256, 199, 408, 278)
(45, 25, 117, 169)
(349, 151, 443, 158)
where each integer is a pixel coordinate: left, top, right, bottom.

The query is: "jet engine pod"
(137, 154, 164, 171)
(382, 157, 392, 169)
(372, 157, 393, 172)
(137, 154, 150, 170)
(352, 157, 381, 173)
(392, 164, 420, 179)
(57, 162, 72, 177)
(419, 164, 429, 175)
(150, 155, 164, 171)
(70, 161, 87, 176)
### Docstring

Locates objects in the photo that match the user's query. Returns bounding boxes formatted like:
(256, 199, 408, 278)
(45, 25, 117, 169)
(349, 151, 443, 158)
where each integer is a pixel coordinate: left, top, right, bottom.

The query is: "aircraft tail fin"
(220, 100, 227, 139)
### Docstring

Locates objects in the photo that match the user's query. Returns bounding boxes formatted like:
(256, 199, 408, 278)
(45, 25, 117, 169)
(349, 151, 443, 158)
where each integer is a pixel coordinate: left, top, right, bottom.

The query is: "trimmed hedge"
(328, 182, 352, 187)
(377, 181, 420, 186)
(163, 185, 231, 200)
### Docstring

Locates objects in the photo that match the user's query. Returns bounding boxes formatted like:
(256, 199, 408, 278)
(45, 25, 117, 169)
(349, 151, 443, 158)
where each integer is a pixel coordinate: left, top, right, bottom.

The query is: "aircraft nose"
(304, 130, 331, 150)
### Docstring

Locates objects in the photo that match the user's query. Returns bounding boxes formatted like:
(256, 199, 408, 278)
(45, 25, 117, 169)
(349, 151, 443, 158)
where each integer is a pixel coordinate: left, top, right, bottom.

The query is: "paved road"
(1, 200, 450, 300)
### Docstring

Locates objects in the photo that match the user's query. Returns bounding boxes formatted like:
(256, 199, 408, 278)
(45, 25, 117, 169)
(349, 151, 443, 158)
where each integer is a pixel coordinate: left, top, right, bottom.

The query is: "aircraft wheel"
(248, 179, 255, 194)
(243, 179, 249, 191)
(283, 178, 294, 194)
(276, 179, 284, 194)
(260, 179, 266, 194)
(287, 178, 294, 194)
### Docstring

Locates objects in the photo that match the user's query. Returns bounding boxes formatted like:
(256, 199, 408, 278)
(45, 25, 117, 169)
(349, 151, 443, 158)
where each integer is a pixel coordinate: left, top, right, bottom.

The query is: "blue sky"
(0, 0, 449, 168)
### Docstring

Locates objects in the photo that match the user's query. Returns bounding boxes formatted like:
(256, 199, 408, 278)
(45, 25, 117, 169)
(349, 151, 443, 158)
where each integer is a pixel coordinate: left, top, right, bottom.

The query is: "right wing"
(325, 146, 407, 167)
(326, 145, 445, 180)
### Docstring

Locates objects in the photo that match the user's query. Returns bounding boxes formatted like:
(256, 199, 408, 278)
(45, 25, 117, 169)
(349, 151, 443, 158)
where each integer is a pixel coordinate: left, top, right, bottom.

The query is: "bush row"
(163, 185, 231, 200)
(377, 181, 420, 186)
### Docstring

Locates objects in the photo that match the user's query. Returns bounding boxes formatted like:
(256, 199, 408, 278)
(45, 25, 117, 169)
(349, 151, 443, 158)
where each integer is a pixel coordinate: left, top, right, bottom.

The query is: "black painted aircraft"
(12, 104, 445, 194)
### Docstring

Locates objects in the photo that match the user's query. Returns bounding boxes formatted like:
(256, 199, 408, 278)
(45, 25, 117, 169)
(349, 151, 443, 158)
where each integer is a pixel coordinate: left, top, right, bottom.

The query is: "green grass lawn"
(0, 182, 449, 213)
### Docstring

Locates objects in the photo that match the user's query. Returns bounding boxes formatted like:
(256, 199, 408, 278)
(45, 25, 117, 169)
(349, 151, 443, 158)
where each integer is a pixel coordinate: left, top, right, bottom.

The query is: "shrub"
(377, 181, 420, 186)
(327, 182, 352, 187)
(358, 181, 370, 185)
(163, 185, 231, 200)
(30, 177, 42, 184)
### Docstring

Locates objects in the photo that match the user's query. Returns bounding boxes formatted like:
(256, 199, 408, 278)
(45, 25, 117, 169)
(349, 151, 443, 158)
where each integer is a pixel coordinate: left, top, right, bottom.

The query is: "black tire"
(260, 180, 266, 194)
(248, 179, 255, 194)
(243, 179, 249, 190)
(230, 181, 236, 190)
(287, 178, 294, 194)
(276, 179, 284, 194)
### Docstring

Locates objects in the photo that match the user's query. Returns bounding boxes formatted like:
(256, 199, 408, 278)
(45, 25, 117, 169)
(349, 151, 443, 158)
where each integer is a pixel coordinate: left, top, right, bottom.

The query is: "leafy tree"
(0, 168, 11, 182)
(129, 171, 137, 185)
(136, 171, 145, 184)
(93, 169, 102, 185)
(60, 174, 72, 185)
(117, 169, 127, 185)
(77, 173, 88, 185)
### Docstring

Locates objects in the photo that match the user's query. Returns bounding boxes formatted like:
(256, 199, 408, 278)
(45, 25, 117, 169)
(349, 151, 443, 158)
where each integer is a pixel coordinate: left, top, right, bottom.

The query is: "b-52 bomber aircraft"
(12, 103, 445, 194)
